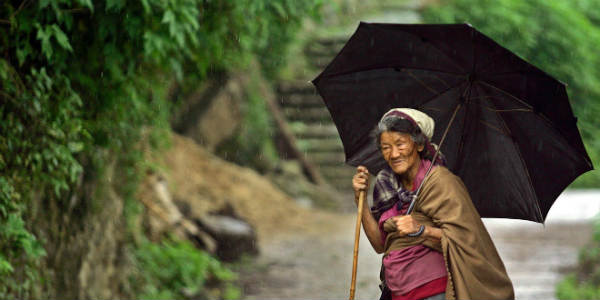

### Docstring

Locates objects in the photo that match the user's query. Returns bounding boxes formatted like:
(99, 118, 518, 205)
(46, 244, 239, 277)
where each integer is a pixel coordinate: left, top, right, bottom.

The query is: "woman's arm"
(353, 166, 384, 254)
(423, 225, 442, 244)
(357, 193, 385, 253)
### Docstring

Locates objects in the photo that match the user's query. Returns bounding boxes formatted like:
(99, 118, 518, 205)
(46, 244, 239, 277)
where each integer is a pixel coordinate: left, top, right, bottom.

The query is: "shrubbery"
(133, 238, 240, 300)
(556, 220, 600, 299)
(1, 0, 321, 297)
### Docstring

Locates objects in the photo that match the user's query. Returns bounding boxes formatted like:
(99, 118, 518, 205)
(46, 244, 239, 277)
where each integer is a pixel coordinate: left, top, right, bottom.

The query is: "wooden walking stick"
(349, 189, 366, 300)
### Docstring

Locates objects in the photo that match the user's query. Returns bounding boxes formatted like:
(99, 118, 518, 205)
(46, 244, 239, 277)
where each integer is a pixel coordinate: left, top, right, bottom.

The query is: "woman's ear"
(417, 144, 425, 152)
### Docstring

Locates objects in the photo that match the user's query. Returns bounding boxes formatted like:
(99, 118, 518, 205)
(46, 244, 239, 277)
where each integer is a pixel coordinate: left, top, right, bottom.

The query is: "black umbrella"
(313, 22, 593, 223)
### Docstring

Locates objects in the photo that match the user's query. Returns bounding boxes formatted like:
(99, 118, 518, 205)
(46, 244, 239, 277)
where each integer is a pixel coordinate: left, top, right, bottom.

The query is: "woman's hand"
(352, 166, 369, 206)
(387, 215, 442, 244)
(389, 215, 421, 237)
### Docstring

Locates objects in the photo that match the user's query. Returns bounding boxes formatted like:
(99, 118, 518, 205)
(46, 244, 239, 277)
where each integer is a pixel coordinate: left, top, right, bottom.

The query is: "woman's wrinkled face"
(380, 131, 423, 176)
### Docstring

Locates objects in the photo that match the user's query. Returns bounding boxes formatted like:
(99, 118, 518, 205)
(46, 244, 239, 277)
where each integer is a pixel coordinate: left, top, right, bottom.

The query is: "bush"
(133, 238, 240, 300)
(556, 275, 600, 300)
(1, 0, 321, 297)
(556, 219, 600, 299)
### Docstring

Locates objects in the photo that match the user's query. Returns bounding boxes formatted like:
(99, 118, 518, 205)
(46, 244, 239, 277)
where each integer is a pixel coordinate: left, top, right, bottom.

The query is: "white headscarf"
(380, 108, 435, 141)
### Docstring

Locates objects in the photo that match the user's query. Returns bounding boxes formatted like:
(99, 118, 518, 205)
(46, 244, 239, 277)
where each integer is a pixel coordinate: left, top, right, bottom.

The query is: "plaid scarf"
(370, 159, 435, 221)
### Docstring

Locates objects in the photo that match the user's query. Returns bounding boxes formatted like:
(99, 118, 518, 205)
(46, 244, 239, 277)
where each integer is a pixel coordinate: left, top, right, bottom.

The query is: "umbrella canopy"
(312, 22, 593, 223)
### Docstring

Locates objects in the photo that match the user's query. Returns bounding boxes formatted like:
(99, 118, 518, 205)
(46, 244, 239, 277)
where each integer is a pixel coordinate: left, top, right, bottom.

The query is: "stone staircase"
(276, 37, 356, 194)
(275, 1, 422, 195)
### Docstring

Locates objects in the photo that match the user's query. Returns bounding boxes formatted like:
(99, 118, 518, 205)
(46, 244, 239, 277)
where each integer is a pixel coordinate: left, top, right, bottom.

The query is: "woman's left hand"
(389, 215, 421, 237)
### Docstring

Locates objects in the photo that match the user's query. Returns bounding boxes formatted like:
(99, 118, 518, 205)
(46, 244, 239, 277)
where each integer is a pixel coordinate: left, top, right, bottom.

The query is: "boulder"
(197, 213, 259, 261)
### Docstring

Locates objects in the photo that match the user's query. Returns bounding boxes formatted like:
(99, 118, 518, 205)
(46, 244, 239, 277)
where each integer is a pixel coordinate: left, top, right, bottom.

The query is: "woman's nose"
(390, 146, 401, 158)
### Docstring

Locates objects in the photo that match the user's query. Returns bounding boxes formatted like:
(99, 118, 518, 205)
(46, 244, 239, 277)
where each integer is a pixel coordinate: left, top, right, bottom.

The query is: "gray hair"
(371, 115, 428, 149)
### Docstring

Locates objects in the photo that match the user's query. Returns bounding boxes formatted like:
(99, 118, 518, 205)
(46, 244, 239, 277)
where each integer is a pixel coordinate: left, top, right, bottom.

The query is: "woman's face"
(380, 131, 424, 176)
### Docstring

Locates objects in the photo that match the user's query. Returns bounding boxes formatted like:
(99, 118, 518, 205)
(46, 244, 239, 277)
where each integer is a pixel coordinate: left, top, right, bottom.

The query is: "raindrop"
(100, 72, 104, 78)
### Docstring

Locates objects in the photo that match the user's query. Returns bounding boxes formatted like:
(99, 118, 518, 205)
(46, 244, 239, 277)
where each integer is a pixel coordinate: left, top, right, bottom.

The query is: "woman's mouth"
(391, 159, 405, 166)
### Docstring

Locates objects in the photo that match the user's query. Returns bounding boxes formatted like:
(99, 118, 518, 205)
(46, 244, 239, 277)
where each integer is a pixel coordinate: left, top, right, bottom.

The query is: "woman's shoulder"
(427, 165, 465, 187)
(429, 165, 453, 178)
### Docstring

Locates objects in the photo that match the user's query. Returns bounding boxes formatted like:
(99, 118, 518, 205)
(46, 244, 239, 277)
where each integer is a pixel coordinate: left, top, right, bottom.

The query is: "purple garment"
(376, 160, 447, 295)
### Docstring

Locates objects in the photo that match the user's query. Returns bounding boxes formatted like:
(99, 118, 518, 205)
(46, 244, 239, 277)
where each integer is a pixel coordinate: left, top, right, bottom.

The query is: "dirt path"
(240, 213, 382, 299)
(239, 193, 598, 300)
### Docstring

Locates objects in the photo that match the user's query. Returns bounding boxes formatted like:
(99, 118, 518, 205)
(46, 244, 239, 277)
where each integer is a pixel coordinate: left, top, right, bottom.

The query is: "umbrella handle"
(349, 190, 365, 300)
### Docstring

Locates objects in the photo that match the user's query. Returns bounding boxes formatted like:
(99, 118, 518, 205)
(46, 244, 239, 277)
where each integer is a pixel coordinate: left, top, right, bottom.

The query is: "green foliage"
(133, 238, 240, 300)
(1, 0, 322, 297)
(556, 220, 600, 299)
(557, 275, 600, 300)
(422, 0, 600, 187)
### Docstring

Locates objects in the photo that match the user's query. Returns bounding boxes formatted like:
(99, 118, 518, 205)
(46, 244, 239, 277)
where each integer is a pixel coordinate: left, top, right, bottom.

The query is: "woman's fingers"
(392, 215, 420, 236)
(356, 165, 369, 175)
(353, 166, 370, 188)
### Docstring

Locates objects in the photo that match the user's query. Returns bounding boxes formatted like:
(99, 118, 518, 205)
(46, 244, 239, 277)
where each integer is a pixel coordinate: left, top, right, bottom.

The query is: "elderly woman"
(352, 108, 514, 300)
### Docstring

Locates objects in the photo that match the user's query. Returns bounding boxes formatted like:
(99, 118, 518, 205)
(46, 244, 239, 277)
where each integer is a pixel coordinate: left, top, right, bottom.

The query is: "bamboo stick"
(349, 190, 366, 300)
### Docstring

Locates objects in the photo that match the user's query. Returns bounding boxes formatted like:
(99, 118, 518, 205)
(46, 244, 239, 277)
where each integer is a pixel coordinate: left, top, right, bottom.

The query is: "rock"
(138, 174, 217, 253)
(197, 214, 259, 261)
(171, 73, 245, 152)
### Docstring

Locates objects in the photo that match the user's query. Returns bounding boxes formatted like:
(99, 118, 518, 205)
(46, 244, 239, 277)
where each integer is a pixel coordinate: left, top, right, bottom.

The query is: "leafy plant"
(133, 238, 240, 300)
(1, 0, 322, 297)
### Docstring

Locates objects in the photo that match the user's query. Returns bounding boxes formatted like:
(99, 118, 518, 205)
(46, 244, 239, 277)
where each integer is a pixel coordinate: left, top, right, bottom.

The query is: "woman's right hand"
(352, 166, 369, 205)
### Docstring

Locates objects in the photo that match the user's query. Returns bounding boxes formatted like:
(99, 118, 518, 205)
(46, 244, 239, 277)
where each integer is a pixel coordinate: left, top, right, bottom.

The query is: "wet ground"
(240, 190, 600, 300)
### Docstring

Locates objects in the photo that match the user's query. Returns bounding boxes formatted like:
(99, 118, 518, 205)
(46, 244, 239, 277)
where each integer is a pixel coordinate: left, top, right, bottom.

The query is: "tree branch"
(1, 0, 31, 25)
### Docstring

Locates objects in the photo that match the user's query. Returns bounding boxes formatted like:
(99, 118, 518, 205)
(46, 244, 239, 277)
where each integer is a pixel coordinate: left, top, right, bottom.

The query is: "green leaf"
(0, 257, 14, 275)
(16, 48, 28, 67)
(162, 10, 176, 25)
(75, 0, 94, 12)
(39, 0, 51, 9)
(35, 24, 53, 60)
(51, 25, 73, 52)
(270, 2, 287, 18)
(68, 142, 84, 153)
(105, 0, 125, 11)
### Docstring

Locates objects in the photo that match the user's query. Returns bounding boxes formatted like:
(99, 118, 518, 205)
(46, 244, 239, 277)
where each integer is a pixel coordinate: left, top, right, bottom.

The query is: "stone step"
(307, 152, 347, 164)
(326, 178, 354, 192)
(284, 107, 333, 122)
(318, 166, 356, 179)
(292, 124, 339, 139)
(278, 82, 317, 95)
(297, 138, 344, 152)
(311, 158, 347, 167)
(279, 94, 325, 108)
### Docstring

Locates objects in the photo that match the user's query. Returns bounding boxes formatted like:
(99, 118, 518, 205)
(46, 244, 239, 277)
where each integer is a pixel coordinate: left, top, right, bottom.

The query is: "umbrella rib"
(399, 68, 453, 89)
(484, 91, 545, 222)
(477, 81, 591, 164)
(319, 65, 464, 80)
(478, 119, 510, 137)
(405, 70, 440, 95)
(477, 80, 534, 110)
(468, 96, 533, 112)
(417, 82, 466, 109)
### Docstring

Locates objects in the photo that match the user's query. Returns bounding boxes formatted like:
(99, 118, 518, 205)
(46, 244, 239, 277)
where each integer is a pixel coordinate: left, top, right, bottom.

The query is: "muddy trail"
(238, 191, 600, 300)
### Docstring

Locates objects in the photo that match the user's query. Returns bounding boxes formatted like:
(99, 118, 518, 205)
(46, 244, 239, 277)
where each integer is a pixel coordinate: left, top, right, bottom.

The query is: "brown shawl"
(384, 166, 514, 300)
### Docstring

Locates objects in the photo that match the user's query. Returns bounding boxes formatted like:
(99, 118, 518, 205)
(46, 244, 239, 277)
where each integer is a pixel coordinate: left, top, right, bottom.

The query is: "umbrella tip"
(464, 22, 473, 28)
